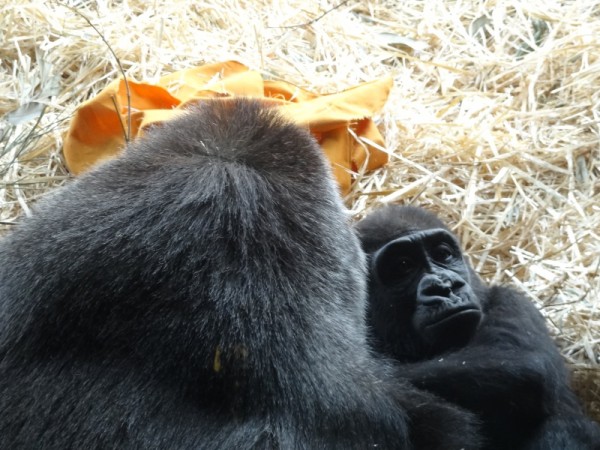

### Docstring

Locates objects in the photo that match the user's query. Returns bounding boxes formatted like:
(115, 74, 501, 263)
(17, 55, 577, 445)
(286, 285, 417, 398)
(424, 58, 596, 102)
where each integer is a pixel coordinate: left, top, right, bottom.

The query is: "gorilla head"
(356, 206, 484, 360)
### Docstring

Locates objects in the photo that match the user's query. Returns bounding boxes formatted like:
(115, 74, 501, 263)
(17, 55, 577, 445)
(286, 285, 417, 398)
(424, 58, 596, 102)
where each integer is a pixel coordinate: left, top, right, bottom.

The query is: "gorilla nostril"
(453, 278, 466, 289)
(424, 285, 450, 297)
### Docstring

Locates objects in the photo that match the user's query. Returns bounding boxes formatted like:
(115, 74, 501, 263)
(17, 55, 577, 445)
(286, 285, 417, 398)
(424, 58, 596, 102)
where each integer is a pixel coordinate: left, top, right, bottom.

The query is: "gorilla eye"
(395, 256, 414, 274)
(431, 244, 454, 263)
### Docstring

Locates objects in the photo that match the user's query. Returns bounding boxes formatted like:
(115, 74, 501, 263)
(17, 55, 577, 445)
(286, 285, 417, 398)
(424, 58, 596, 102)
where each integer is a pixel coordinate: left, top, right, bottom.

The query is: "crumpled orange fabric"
(63, 60, 392, 194)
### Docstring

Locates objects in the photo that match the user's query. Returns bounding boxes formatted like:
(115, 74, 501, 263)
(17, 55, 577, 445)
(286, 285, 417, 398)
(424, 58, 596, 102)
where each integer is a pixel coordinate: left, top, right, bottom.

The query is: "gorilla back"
(0, 99, 478, 449)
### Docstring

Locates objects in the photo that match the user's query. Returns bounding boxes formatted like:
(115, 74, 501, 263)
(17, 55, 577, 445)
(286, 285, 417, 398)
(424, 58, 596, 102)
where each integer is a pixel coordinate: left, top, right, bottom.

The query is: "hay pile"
(1, 0, 599, 419)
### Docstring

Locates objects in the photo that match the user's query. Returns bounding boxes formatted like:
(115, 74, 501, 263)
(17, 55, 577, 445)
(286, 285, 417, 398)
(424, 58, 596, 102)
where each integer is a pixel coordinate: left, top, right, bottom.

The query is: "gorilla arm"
(400, 285, 559, 418)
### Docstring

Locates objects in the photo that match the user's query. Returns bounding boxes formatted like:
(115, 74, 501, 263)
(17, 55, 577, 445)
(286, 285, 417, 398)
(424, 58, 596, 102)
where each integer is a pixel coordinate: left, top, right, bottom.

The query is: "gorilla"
(0, 99, 480, 449)
(355, 205, 600, 450)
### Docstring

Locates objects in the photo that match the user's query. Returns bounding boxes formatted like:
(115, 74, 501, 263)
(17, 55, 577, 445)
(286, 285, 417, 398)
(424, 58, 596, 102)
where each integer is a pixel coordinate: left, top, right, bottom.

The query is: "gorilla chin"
(421, 306, 483, 350)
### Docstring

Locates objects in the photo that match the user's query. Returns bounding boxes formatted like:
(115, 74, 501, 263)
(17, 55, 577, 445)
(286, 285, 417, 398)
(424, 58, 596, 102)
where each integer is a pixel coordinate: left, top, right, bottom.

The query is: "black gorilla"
(0, 100, 480, 449)
(355, 205, 600, 450)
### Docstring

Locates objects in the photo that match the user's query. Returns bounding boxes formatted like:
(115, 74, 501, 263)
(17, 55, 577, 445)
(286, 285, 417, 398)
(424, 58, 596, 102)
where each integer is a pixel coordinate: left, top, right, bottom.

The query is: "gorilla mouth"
(424, 307, 482, 330)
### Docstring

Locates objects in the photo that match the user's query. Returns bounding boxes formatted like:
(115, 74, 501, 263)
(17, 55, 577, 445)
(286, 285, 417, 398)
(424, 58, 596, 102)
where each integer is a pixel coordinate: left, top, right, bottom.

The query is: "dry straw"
(1, 0, 599, 418)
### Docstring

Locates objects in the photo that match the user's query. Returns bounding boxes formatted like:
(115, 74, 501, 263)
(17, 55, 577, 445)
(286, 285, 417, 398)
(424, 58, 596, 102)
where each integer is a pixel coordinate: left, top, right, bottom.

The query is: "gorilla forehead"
(381, 228, 458, 247)
(356, 205, 451, 253)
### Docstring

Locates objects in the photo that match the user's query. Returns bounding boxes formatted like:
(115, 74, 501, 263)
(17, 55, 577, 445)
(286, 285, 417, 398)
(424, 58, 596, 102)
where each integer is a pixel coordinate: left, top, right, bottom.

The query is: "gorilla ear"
(372, 240, 417, 287)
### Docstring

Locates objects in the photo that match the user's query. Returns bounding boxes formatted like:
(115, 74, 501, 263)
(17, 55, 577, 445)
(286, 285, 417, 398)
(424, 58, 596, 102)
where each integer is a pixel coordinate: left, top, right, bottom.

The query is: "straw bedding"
(1, 0, 598, 420)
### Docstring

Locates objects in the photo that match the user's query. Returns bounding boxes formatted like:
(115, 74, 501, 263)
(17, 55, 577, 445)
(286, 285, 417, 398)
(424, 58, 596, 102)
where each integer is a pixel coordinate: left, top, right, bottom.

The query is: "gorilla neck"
(376, 332, 475, 362)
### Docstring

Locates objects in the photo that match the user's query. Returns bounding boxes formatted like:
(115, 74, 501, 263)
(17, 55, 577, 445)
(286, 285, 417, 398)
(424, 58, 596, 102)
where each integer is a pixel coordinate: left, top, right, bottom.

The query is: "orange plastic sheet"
(63, 61, 392, 193)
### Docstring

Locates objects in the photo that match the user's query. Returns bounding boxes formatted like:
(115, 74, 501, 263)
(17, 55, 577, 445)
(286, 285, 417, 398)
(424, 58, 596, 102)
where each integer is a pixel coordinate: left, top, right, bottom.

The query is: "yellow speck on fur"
(213, 346, 222, 373)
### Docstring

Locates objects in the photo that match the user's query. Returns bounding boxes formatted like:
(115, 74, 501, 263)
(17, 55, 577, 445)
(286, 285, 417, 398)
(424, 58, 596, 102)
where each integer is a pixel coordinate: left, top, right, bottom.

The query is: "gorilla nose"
(418, 275, 453, 304)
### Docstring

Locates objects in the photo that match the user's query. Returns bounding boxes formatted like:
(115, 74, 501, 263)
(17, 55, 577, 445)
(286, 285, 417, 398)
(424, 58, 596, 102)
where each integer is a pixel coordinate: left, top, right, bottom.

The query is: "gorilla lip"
(424, 307, 481, 329)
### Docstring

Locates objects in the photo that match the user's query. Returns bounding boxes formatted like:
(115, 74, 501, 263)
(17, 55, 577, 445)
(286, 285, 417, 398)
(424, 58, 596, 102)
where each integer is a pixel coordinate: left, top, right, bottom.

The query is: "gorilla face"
(368, 227, 483, 358)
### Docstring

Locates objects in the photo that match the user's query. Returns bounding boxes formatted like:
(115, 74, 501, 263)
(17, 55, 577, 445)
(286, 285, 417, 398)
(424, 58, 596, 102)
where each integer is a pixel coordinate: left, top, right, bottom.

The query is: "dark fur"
(356, 205, 600, 450)
(0, 100, 479, 449)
